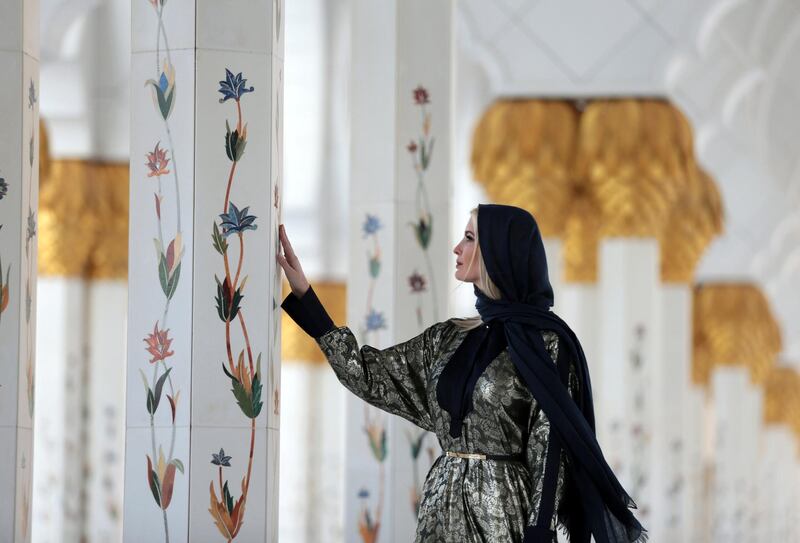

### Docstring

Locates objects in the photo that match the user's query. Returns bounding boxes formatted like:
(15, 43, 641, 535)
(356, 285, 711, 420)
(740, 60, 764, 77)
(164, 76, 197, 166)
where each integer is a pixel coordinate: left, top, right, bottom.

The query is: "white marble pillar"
(790, 460, 800, 542)
(709, 368, 761, 543)
(755, 426, 795, 542)
(125, 0, 283, 540)
(86, 280, 128, 543)
(31, 280, 87, 542)
(698, 388, 716, 543)
(34, 0, 131, 535)
(739, 384, 763, 543)
(278, 360, 345, 543)
(542, 239, 563, 303)
(550, 239, 602, 434)
(708, 368, 739, 543)
(649, 284, 693, 541)
(597, 239, 661, 526)
(32, 278, 127, 543)
(684, 383, 708, 542)
(557, 280, 603, 457)
(546, 238, 604, 447)
(348, 1, 453, 541)
(0, 0, 39, 540)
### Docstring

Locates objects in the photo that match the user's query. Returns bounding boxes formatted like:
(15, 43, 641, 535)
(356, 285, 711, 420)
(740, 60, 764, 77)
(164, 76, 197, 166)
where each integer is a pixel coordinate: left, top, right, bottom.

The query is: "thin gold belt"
(445, 451, 524, 462)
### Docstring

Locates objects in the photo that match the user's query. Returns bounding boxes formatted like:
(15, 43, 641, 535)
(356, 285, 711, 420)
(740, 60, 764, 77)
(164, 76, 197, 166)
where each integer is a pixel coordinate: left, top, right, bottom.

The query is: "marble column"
(684, 383, 708, 542)
(709, 368, 763, 543)
(650, 283, 692, 541)
(596, 238, 661, 524)
(790, 461, 800, 542)
(31, 154, 130, 543)
(125, 0, 283, 541)
(586, 100, 711, 535)
(757, 366, 800, 542)
(546, 239, 603, 446)
(692, 283, 781, 543)
(34, 1, 132, 534)
(0, 0, 39, 540)
(659, 168, 723, 543)
(348, 1, 453, 541)
(32, 279, 87, 542)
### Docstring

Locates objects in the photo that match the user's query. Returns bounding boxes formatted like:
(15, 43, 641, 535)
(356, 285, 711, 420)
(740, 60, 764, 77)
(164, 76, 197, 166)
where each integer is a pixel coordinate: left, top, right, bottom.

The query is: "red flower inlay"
(144, 321, 175, 363)
(408, 271, 427, 293)
(146, 142, 171, 178)
(413, 86, 429, 105)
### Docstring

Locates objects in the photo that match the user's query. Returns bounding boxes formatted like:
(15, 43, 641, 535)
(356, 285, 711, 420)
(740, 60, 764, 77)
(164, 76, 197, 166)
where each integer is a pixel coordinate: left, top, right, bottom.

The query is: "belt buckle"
(446, 451, 487, 460)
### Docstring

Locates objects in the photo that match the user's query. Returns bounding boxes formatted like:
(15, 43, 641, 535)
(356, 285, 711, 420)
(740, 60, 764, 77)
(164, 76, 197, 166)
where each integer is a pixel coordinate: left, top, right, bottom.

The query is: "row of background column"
(347, 1, 453, 541)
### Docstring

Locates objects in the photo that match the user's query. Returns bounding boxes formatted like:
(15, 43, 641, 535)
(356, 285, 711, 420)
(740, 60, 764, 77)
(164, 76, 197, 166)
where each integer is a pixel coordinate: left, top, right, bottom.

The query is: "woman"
(278, 204, 646, 543)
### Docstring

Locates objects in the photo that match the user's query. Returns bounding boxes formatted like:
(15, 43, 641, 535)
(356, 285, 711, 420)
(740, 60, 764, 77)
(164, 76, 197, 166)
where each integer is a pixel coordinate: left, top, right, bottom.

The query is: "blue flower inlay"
(362, 214, 382, 237)
(211, 448, 232, 467)
(218, 69, 255, 103)
(365, 309, 386, 332)
(218, 202, 258, 238)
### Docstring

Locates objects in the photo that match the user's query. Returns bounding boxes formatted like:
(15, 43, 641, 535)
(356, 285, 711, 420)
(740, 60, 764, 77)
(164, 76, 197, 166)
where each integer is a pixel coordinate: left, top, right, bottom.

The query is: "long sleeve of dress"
(280, 286, 335, 338)
(281, 286, 443, 432)
(522, 331, 580, 542)
(313, 323, 444, 432)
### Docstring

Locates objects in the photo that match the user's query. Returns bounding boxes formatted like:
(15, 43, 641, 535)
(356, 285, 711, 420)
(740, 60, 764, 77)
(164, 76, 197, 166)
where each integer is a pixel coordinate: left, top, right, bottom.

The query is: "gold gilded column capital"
(763, 365, 800, 439)
(563, 189, 600, 283)
(692, 282, 782, 387)
(660, 169, 725, 283)
(39, 159, 129, 279)
(281, 280, 346, 364)
(470, 99, 579, 238)
(577, 99, 696, 238)
(470, 99, 723, 284)
(38, 119, 130, 279)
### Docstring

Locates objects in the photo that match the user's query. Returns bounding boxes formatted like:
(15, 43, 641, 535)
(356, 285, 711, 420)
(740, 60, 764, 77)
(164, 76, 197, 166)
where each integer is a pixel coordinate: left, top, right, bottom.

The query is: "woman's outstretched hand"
(277, 224, 310, 297)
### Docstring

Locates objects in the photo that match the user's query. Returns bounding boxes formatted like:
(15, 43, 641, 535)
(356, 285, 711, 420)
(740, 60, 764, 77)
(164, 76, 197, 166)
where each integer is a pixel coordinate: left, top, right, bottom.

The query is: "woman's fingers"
(276, 251, 288, 271)
(277, 253, 299, 283)
(280, 224, 301, 268)
(277, 246, 296, 276)
(278, 226, 286, 250)
(277, 225, 310, 296)
(279, 224, 293, 254)
(277, 224, 303, 275)
(282, 226, 297, 257)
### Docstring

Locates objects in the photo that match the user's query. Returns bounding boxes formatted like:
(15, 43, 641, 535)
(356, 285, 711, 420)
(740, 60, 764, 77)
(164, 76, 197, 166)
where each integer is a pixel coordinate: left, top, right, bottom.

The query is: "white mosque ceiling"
(459, 0, 712, 96)
(459, 0, 800, 362)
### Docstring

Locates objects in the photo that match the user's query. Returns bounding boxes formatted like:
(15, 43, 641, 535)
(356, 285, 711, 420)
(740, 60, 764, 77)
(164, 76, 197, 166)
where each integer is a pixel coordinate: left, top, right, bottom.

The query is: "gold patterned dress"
(283, 287, 579, 542)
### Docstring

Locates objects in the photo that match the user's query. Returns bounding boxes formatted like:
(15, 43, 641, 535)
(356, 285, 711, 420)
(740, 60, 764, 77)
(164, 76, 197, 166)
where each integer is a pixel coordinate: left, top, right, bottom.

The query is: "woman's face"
(453, 217, 480, 283)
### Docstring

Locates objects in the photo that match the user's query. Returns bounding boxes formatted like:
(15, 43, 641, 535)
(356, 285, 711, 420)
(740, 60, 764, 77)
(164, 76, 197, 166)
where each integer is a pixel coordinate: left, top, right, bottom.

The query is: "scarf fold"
(436, 319, 506, 438)
(436, 203, 647, 543)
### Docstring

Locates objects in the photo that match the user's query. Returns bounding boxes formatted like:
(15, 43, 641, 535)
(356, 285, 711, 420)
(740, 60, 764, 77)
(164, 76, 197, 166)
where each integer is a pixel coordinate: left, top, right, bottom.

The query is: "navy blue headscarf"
(437, 203, 647, 543)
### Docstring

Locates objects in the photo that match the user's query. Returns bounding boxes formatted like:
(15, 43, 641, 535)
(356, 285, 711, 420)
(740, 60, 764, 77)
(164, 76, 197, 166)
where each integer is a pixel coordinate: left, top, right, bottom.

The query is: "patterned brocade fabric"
(316, 319, 580, 543)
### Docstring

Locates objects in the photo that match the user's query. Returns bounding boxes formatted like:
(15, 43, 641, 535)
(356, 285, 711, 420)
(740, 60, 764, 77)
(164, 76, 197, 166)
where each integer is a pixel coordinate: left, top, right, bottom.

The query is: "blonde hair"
(452, 207, 503, 331)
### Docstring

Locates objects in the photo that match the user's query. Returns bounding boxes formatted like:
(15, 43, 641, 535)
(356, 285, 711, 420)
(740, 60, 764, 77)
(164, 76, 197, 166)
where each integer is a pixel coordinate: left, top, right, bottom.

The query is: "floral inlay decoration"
(206, 68, 263, 541)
